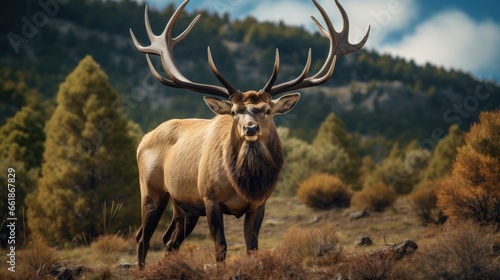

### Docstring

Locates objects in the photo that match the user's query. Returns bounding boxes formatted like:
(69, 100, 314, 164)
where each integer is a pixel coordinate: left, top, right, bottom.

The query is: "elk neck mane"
(225, 127, 284, 203)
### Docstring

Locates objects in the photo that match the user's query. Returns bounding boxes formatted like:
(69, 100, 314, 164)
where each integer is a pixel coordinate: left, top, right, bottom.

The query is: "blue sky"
(139, 0, 500, 82)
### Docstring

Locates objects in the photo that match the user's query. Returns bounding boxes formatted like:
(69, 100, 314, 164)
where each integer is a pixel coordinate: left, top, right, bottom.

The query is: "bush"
(91, 234, 130, 255)
(91, 234, 131, 265)
(409, 182, 445, 225)
(224, 250, 307, 279)
(437, 111, 500, 224)
(23, 236, 60, 277)
(390, 221, 500, 279)
(139, 252, 207, 280)
(297, 174, 352, 209)
(280, 223, 343, 266)
(351, 181, 397, 212)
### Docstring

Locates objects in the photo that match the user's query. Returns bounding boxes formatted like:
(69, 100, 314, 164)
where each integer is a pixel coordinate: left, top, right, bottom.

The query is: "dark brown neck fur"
(225, 127, 283, 203)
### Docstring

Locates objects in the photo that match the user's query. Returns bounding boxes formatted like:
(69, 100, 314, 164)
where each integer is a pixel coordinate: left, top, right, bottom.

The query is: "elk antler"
(130, 0, 239, 98)
(263, 0, 370, 96)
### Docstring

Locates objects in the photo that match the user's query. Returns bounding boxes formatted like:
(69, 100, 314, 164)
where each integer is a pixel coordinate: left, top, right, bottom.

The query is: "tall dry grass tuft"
(91, 234, 131, 265)
(138, 252, 208, 280)
(328, 251, 397, 280)
(391, 221, 500, 279)
(22, 236, 60, 277)
(280, 223, 343, 266)
(224, 250, 307, 279)
(84, 266, 117, 280)
(297, 174, 352, 209)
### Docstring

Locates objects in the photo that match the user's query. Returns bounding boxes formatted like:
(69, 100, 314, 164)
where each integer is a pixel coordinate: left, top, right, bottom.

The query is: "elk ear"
(272, 93, 300, 115)
(204, 96, 232, 115)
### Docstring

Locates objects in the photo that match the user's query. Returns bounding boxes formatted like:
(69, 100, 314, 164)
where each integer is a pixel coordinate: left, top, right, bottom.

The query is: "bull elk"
(130, 0, 369, 268)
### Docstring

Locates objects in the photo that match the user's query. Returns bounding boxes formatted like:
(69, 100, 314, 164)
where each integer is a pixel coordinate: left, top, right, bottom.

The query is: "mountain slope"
(1, 0, 498, 143)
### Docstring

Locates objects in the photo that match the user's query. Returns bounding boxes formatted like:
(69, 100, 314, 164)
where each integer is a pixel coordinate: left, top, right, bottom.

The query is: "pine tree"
(27, 56, 142, 244)
(364, 141, 430, 195)
(437, 111, 500, 224)
(420, 124, 464, 183)
(0, 106, 45, 241)
(0, 106, 45, 168)
(311, 113, 360, 185)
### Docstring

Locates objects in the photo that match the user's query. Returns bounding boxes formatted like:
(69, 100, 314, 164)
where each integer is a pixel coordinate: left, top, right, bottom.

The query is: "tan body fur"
(138, 115, 266, 218)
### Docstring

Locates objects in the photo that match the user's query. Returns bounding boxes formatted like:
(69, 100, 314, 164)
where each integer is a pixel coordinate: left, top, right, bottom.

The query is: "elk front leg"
(204, 198, 227, 262)
(244, 204, 265, 254)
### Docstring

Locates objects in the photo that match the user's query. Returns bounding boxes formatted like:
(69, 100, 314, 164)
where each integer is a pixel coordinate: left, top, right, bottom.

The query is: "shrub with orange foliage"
(351, 181, 397, 212)
(437, 111, 500, 224)
(297, 174, 352, 209)
(409, 182, 445, 225)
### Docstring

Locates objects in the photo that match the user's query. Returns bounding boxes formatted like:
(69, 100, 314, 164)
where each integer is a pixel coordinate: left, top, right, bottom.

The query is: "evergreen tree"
(437, 111, 500, 224)
(27, 56, 142, 244)
(0, 106, 45, 168)
(312, 113, 360, 185)
(420, 125, 464, 183)
(364, 141, 430, 195)
(0, 106, 46, 241)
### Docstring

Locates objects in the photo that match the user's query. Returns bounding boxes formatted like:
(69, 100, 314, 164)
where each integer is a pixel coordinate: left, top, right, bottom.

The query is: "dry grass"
(137, 252, 208, 280)
(13, 197, 500, 279)
(280, 223, 343, 266)
(223, 250, 307, 279)
(21, 236, 61, 277)
(391, 221, 500, 279)
(90, 234, 133, 266)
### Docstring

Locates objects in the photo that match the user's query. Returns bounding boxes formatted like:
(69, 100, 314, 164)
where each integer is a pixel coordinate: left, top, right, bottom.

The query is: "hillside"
(1, 0, 499, 143)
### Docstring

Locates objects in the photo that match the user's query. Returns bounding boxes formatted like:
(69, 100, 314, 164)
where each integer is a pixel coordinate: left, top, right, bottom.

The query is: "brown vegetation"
(297, 174, 352, 209)
(437, 111, 500, 224)
(280, 223, 343, 266)
(351, 181, 397, 212)
(391, 221, 500, 279)
(409, 182, 445, 225)
(22, 236, 60, 278)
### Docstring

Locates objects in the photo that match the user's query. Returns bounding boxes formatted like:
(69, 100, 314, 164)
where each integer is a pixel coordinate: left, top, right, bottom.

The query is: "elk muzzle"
(243, 122, 260, 142)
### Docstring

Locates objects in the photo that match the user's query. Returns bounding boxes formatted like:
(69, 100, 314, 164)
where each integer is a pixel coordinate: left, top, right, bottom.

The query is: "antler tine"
(130, 0, 238, 98)
(263, 49, 312, 95)
(145, 54, 181, 88)
(267, 0, 369, 96)
(208, 47, 240, 95)
(262, 49, 281, 94)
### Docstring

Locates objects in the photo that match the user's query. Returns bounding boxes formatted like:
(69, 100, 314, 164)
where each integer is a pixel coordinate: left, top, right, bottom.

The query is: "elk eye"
(231, 111, 236, 117)
(265, 109, 271, 115)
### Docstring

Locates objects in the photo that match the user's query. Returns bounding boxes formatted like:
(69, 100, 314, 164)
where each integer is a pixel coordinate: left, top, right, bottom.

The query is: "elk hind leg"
(137, 190, 169, 269)
(163, 203, 200, 252)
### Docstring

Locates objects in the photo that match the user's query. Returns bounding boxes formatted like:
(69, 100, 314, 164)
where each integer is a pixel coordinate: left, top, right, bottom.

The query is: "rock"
(349, 210, 369, 220)
(51, 265, 86, 280)
(385, 240, 418, 260)
(356, 236, 373, 247)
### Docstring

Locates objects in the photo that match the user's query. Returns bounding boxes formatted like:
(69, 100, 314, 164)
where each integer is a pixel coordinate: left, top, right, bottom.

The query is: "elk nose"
(244, 124, 260, 136)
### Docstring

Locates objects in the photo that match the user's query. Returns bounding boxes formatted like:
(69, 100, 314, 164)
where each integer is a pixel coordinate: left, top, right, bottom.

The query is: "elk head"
(129, 0, 370, 142)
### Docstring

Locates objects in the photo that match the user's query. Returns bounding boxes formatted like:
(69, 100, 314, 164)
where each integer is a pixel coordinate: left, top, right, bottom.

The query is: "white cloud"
(244, 0, 418, 47)
(381, 10, 500, 76)
(246, 1, 316, 27)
